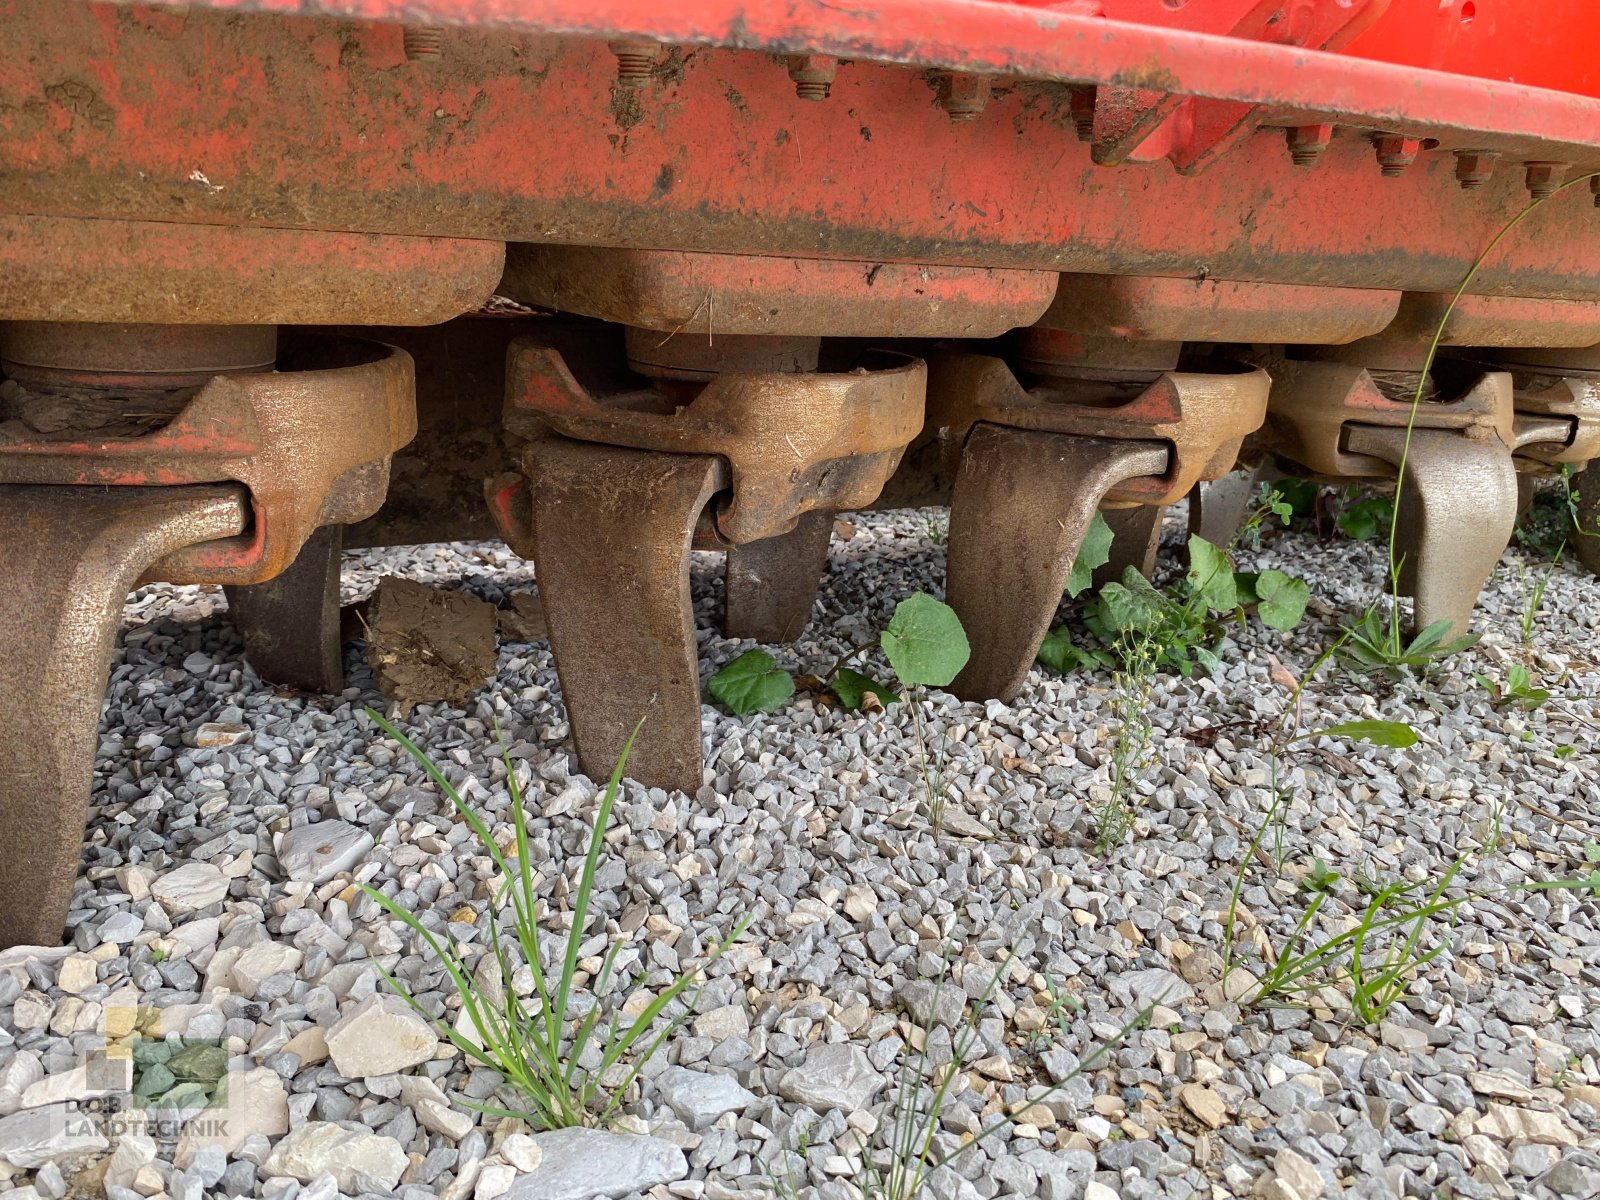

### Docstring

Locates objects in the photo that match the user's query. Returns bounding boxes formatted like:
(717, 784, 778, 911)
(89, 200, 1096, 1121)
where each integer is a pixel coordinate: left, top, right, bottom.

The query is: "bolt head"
(1285, 124, 1333, 167)
(1372, 134, 1420, 176)
(939, 73, 991, 121)
(1454, 150, 1498, 189)
(787, 54, 838, 101)
(1524, 160, 1567, 200)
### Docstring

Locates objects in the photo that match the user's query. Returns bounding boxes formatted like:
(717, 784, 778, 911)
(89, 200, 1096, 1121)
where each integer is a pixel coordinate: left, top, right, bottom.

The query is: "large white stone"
(229, 942, 304, 997)
(277, 821, 375, 884)
(398, 1074, 475, 1141)
(150, 863, 230, 914)
(505, 1128, 688, 1200)
(327, 994, 439, 1078)
(260, 1122, 408, 1192)
(654, 1068, 757, 1130)
(0, 1054, 43, 1117)
(175, 1067, 289, 1167)
(105, 1134, 158, 1189)
(0, 1104, 109, 1168)
(778, 1044, 884, 1113)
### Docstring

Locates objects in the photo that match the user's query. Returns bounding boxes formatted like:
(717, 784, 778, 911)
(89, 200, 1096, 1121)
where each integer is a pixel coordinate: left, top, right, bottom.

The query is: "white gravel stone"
(0, 1104, 109, 1168)
(326, 993, 438, 1077)
(505, 1128, 688, 1200)
(778, 1044, 884, 1112)
(655, 1067, 758, 1129)
(398, 1074, 474, 1141)
(229, 941, 303, 997)
(150, 862, 229, 913)
(277, 819, 375, 884)
(260, 1122, 407, 1191)
(499, 1133, 543, 1174)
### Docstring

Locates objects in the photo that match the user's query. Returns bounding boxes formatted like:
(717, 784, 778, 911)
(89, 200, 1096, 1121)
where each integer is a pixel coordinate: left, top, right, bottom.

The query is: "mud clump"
(364, 577, 497, 708)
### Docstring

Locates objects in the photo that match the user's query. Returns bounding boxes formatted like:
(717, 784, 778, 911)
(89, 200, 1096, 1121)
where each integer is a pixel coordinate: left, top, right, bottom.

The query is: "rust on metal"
(0, 336, 417, 584)
(724, 509, 834, 644)
(514, 438, 723, 795)
(1258, 358, 1515, 478)
(1, 323, 277, 386)
(0, 214, 503, 326)
(0, 483, 249, 950)
(10, 10, 1600, 297)
(501, 247, 1058, 339)
(505, 340, 926, 544)
(1344, 424, 1518, 637)
(926, 351, 1271, 506)
(1039, 276, 1401, 345)
(1092, 504, 1164, 590)
(224, 524, 348, 694)
(1372, 293, 1600, 348)
(945, 427, 1168, 703)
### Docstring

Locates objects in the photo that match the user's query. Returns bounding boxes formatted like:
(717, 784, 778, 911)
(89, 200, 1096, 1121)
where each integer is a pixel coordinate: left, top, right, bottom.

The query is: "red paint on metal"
(117, 0, 1600, 149)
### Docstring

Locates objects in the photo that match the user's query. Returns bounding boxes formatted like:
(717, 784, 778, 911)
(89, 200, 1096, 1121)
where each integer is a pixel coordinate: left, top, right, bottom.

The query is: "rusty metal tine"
(523, 438, 723, 795)
(724, 509, 834, 644)
(224, 524, 347, 694)
(946, 426, 1168, 703)
(1575, 459, 1600, 577)
(0, 484, 249, 950)
(1344, 425, 1518, 638)
(1091, 505, 1164, 590)
(1187, 460, 1277, 551)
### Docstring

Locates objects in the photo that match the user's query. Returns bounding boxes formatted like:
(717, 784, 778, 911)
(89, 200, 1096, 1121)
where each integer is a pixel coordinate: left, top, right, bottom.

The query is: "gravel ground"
(2, 507, 1600, 1200)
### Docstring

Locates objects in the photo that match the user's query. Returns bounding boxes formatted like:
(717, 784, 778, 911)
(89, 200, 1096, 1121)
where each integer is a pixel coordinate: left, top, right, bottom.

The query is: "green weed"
(1475, 662, 1551, 711)
(359, 710, 750, 1130)
(1336, 605, 1479, 678)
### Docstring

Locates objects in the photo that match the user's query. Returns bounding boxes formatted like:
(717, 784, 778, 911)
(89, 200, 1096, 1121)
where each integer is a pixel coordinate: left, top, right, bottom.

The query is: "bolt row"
(596, 40, 1600, 189)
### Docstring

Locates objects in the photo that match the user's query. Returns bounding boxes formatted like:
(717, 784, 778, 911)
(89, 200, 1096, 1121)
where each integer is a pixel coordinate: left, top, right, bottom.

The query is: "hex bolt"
(786, 54, 838, 101)
(1285, 124, 1333, 167)
(609, 40, 661, 87)
(939, 73, 991, 122)
(1372, 134, 1421, 177)
(1454, 149, 1499, 189)
(1524, 161, 1567, 201)
(402, 26, 443, 61)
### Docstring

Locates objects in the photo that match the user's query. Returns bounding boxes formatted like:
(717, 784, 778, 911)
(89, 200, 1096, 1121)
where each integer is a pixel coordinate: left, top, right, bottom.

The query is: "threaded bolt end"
(1379, 163, 1406, 178)
(795, 80, 830, 102)
(403, 26, 443, 61)
(610, 44, 658, 85)
(1459, 177, 1484, 190)
(1289, 149, 1318, 167)
(1073, 116, 1094, 141)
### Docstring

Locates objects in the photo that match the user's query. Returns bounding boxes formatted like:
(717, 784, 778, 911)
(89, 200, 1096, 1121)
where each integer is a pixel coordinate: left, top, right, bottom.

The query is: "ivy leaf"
(882, 593, 971, 687)
(1066, 512, 1115, 598)
(707, 649, 794, 715)
(1306, 719, 1418, 748)
(1193, 645, 1222, 676)
(1255, 570, 1310, 631)
(1186, 537, 1238, 613)
(831, 667, 899, 710)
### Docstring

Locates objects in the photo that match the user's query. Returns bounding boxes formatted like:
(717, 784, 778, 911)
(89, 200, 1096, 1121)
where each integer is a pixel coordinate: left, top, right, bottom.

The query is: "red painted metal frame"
(132, 0, 1600, 159)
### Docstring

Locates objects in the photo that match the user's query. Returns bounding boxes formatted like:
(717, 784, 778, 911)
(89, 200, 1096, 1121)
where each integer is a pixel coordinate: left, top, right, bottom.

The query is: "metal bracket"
(504, 340, 925, 545)
(0, 337, 416, 584)
(1261, 356, 1520, 635)
(926, 351, 1271, 506)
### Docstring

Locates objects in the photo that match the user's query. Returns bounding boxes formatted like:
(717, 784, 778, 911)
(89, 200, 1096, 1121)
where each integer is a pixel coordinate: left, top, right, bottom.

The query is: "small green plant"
(1517, 549, 1564, 643)
(710, 592, 970, 830)
(1243, 855, 1469, 1023)
(1475, 662, 1551, 711)
(1333, 487, 1395, 543)
(1336, 605, 1479, 678)
(359, 710, 750, 1130)
(1038, 498, 1310, 680)
(709, 591, 968, 716)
